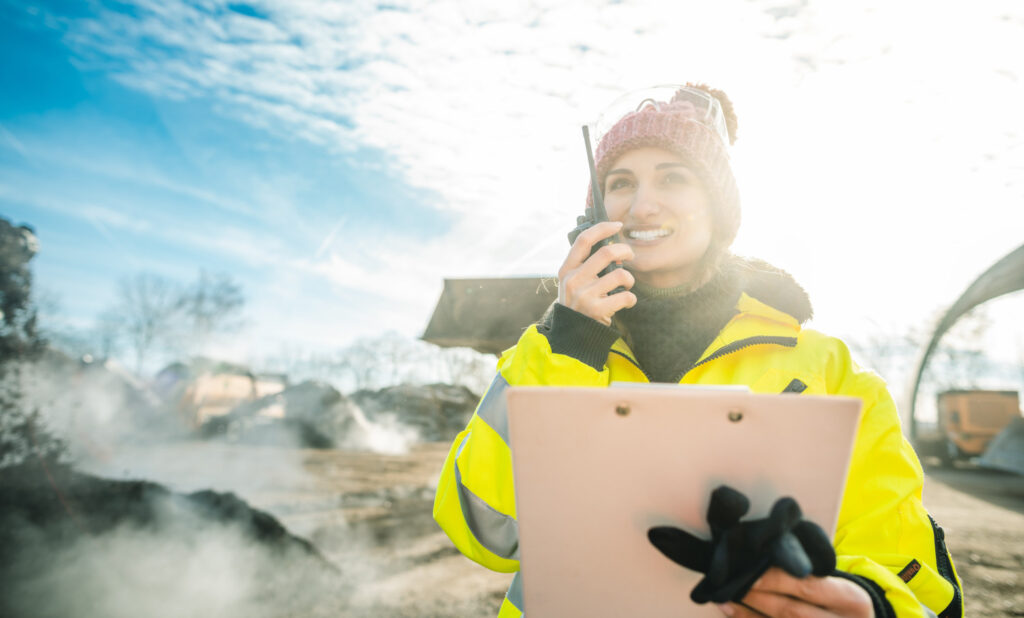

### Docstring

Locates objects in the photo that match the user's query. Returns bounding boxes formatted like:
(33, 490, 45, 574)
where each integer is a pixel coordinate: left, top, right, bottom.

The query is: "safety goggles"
(589, 85, 731, 148)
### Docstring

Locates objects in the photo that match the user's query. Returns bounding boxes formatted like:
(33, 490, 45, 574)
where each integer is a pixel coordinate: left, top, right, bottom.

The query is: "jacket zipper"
(611, 336, 798, 384)
(928, 515, 963, 618)
(671, 335, 798, 383)
(609, 349, 653, 382)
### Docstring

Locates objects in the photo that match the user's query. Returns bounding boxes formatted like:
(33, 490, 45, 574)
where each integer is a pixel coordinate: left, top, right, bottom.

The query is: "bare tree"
(94, 308, 123, 360)
(846, 321, 915, 386)
(182, 270, 245, 347)
(106, 270, 246, 374)
(261, 335, 495, 395)
(113, 273, 184, 374)
(338, 337, 385, 391)
(437, 346, 493, 394)
(376, 331, 425, 386)
(327, 332, 433, 392)
(933, 307, 992, 389)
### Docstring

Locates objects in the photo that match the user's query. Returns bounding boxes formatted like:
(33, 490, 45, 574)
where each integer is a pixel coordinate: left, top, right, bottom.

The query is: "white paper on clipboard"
(506, 384, 862, 618)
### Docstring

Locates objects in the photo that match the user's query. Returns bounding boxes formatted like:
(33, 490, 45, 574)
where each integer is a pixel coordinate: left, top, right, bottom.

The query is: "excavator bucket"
(422, 277, 558, 355)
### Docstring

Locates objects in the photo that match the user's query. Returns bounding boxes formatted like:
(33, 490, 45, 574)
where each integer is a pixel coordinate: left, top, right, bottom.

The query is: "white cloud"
(25, 0, 1024, 352)
(0, 186, 152, 236)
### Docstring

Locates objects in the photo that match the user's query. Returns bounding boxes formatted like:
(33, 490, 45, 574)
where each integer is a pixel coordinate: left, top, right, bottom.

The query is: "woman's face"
(603, 146, 714, 288)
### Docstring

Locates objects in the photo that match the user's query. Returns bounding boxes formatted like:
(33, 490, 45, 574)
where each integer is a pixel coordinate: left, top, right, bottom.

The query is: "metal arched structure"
(908, 242, 1024, 438)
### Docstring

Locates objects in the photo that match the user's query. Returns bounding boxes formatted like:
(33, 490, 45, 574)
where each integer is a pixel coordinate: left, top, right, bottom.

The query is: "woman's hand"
(718, 568, 874, 617)
(558, 221, 637, 325)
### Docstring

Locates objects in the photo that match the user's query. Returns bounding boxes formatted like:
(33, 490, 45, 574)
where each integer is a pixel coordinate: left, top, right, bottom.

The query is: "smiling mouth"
(625, 227, 673, 242)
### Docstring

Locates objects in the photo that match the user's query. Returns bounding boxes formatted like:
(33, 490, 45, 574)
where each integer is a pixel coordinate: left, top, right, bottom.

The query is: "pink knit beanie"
(589, 83, 741, 255)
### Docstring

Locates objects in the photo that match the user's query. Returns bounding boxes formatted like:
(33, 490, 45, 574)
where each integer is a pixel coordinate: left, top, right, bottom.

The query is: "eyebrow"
(605, 162, 687, 176)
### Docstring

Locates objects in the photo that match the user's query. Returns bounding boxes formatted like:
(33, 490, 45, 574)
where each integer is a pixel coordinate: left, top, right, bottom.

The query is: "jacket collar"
(696, 293, 800, 362)
(611, 291, 801, 365)
(732, 256, 813, 325)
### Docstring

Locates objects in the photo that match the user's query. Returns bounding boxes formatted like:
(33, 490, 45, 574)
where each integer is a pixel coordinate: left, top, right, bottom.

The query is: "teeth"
(627, 228, 671, 241)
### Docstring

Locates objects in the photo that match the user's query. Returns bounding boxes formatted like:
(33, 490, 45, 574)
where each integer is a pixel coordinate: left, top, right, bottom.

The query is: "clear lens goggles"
(589, 85, 730, 148)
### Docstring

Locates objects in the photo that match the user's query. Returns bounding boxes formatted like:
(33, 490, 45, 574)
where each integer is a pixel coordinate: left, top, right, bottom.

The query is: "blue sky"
(3, 0, 1024, 390)
(2, 0, 451, 355)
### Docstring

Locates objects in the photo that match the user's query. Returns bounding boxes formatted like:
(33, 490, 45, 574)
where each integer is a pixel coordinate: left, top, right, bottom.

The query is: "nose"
(628, 183, 661, 220)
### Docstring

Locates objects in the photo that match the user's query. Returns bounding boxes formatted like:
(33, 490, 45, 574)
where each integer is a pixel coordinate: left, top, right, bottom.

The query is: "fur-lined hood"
(730, 256, 813, 324)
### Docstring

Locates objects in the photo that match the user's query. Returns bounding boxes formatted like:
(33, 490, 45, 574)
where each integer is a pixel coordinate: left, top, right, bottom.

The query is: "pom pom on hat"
(677, 82, 738, 146)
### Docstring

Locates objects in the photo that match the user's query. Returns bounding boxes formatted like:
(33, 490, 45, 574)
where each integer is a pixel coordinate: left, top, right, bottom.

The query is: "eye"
(662, 171, 689, 185)
(606, 176, 633, 192)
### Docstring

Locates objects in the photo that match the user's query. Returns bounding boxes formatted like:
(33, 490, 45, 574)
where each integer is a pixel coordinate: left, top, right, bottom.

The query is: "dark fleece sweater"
(540, 256, 813, 378)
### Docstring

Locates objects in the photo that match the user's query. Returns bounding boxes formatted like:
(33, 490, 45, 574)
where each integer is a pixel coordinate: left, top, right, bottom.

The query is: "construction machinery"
(422, 277, 558, 355)
(907, 241, 1024, 474)
(931, 390, 1021, 466)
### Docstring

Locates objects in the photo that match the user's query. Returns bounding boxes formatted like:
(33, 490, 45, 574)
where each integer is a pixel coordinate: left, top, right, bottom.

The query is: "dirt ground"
(921, 464, 1024, 617)
(80, 442, 510, 616)
(82, 442, 1024, 617)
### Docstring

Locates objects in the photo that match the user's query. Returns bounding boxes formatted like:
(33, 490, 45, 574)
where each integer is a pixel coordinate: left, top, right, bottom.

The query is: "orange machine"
(936, 390, 1021, 465)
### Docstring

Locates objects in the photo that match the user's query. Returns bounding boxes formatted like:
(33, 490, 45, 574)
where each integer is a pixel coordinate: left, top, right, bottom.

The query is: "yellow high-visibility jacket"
(434, 292, 962, 617)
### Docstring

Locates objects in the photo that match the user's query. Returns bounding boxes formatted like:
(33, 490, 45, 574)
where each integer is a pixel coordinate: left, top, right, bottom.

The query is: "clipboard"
(506, 384, 862, 617)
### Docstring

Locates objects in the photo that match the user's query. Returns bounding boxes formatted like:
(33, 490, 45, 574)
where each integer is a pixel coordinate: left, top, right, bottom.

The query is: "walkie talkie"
(567, 125, 626, 294)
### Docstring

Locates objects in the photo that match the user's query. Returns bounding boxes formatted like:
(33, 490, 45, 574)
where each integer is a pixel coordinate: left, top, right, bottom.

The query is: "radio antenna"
(582, 126, 609, 222)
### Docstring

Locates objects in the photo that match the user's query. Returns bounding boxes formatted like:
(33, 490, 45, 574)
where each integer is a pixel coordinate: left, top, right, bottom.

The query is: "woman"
(433, 84, 962, 617)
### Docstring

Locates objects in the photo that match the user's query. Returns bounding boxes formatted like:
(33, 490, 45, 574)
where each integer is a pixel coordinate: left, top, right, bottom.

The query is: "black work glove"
(648, 485, 836, 605)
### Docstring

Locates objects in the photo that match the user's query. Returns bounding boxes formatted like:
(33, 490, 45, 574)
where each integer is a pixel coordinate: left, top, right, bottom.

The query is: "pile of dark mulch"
(200, 380, 360, 448)
(351, 383, 478, 442)
(0, 458, 343, 618)
(200, 381, 481, 449)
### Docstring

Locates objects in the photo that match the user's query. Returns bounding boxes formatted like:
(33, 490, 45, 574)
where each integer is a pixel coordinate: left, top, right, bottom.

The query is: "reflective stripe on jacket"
(433, 293, 963, 617)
